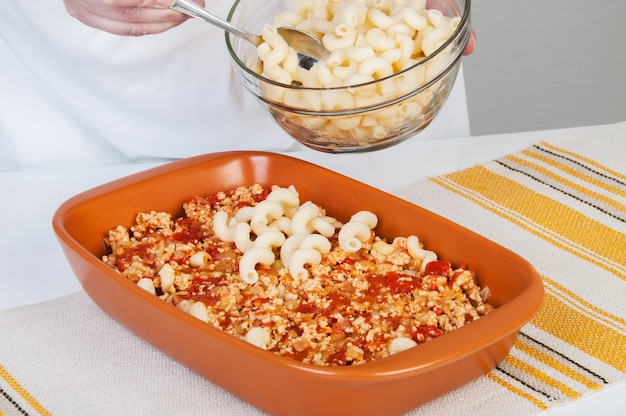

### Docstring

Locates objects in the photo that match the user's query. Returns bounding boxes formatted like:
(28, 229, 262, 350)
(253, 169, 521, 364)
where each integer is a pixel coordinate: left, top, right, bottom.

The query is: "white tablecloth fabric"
(2, 124, 625, 415)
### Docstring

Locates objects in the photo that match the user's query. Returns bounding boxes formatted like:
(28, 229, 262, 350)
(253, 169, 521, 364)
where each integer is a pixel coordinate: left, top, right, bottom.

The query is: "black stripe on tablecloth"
(493, 365, 556, 402)
(494, 160, 626, 225)
(0, 386, 31, 416)
(518, 332, 609, 385)
(533, 144, 626, 189)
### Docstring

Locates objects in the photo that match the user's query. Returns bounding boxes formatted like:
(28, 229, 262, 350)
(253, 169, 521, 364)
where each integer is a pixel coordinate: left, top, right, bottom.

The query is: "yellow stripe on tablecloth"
(513, 339, 603, 391)
(543, 276, 626, 334)
(486, 372, 549, 411)
(431, 166, 626, 280)
(508, 152, 626, 213)
(0, 364, 51, 416)
(504, 354, 582, 400)
(541, 141, 626, 185)
(531, 292, 626, 371)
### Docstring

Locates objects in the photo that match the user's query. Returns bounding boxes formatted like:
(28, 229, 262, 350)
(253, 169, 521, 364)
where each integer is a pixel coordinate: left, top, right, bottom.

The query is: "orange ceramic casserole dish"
(52, 151, 543, 416)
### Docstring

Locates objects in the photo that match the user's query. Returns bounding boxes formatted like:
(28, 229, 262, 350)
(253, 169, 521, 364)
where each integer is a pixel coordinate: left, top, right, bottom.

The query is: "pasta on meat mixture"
(102, 184, 493, 366)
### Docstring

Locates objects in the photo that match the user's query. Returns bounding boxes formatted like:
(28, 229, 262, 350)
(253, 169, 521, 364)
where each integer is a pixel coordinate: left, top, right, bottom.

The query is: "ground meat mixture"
(102, 184, 493, 366)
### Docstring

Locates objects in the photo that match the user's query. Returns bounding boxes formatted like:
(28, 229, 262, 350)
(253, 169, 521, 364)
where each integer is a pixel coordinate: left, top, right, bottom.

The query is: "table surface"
(1, 126, 623, 415)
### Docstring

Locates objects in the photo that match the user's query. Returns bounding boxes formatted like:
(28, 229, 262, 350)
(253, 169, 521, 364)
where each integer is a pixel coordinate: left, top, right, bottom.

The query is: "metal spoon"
(170, 0, 329, 69)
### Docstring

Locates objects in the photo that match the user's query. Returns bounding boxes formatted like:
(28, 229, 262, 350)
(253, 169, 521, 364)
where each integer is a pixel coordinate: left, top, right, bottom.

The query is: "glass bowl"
(226, 0, 472, 153)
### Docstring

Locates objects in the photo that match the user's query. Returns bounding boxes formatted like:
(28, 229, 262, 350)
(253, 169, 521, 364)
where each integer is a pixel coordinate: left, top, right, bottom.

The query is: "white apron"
(0, 0, 469, 171)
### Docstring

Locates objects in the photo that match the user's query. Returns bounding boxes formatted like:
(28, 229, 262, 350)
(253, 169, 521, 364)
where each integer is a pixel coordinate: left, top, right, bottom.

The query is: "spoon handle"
(170, 0, 262, 46)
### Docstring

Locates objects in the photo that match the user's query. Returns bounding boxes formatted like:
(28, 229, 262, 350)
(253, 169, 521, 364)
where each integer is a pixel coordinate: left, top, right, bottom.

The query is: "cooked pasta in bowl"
(226, 0, 472, 152)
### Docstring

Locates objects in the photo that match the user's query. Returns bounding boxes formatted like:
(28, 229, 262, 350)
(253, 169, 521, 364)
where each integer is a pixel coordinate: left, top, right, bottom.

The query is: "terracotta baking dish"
(53, 151, 543, 416)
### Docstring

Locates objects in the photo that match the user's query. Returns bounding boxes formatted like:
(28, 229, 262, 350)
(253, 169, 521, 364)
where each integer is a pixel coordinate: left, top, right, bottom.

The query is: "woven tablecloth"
(1, 122, 625, 415)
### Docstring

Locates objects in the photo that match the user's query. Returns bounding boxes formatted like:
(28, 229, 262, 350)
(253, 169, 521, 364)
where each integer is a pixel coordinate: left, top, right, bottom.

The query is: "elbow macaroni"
(389, 336, 418, 355)
(245, 0, 462, 146)
(158, 263, 175, 293)
(338, 221, 372, 252)
(338, 210, 378, 252)
(289, 247, 323, 281)
(189, 251, 211, 268)
(239, 246, 276, 284)
(103, 184, 494, 366)
(245, 327, 271, 350)
(213, 211, 236, 242)
(206, 187, 343, 283)
(407, 235, 438, 272)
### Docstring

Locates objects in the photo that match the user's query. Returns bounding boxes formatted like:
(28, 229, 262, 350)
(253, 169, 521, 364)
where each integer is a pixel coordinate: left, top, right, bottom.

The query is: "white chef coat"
(0, 0, 470, 172)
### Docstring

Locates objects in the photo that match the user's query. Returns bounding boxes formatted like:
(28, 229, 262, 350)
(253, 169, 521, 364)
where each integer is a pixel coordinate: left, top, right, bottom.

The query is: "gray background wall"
(462, 0, 626, 135)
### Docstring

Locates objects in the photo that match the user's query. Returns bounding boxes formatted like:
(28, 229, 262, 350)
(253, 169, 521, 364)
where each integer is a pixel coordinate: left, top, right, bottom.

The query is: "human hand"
(463, 30, 475, 55)
(64, 0, 205, 36)
(423, 0, 475, 55)
(65, 0, 477, 55)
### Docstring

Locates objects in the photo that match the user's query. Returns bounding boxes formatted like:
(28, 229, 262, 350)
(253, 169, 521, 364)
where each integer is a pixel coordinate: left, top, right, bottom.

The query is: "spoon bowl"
(171, 0, 328, 69)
